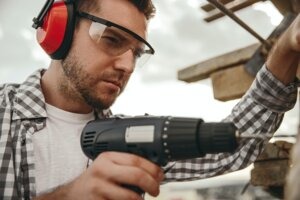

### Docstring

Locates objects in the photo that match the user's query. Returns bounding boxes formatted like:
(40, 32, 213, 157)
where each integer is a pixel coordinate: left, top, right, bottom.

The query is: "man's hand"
(35, 152, 165, 200)
(266, 13, 300, 85)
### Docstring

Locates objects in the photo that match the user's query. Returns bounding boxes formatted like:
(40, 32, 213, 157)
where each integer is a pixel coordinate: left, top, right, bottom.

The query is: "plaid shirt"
(0, 65, 298, 199)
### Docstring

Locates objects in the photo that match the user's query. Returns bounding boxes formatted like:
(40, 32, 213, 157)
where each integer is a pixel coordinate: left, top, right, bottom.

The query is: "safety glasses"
(77, 11, 155, 68)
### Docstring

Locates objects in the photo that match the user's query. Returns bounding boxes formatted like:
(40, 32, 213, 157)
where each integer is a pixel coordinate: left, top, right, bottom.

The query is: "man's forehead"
(92, 0, 147, 38)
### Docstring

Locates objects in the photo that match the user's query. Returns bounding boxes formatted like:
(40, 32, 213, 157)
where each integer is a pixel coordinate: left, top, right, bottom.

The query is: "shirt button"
(21, 138, 26, 146)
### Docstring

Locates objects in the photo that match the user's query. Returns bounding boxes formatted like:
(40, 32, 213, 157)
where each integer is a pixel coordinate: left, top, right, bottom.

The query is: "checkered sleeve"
(164, 65, 300, 182)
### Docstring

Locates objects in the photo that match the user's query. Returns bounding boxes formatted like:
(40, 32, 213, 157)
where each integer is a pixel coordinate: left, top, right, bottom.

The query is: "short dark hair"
(77, 0, 156, 20)
(130, 0, 156, 20)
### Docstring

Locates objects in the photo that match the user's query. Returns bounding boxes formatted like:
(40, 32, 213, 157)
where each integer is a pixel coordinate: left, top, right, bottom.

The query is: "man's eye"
(102, 36, 121, 45)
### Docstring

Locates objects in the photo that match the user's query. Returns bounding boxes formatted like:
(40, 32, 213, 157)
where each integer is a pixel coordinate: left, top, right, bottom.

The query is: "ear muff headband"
(33, 0, 76, 60)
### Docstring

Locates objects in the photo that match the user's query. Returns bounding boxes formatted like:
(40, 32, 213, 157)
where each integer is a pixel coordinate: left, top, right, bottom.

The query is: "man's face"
(60, 0, 148, 110)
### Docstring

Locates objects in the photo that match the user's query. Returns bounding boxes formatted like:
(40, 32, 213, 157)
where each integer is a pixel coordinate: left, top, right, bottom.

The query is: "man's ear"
(34, 0, 76, 60)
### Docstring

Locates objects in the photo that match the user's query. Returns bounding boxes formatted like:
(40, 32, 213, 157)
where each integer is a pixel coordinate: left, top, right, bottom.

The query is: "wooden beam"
(201, 0, 298, 19)
(210, 64, 300, 102)
(177, 43, 259, 83)
(204, 0, 265, 22)
(210, 65, 254, 101)
(201, 0, 234, 12)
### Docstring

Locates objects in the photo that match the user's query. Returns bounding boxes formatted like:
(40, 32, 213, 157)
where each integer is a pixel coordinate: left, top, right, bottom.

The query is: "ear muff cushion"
(37, 1, 75, 59)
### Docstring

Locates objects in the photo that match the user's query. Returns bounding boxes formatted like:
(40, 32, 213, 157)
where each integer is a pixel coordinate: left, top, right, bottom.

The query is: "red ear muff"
(36, 1, 75, 60)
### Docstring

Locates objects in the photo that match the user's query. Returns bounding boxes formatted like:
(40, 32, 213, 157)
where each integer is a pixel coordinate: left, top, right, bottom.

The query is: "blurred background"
(0, 0, 298, 199)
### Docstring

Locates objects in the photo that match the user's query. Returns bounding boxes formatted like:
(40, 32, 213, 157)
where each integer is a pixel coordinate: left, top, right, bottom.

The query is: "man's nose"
(114, 50, 135, 74)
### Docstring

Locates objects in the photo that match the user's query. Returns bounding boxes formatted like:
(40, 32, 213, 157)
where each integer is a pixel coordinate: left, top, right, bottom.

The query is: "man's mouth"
(103, 79, 122, 91)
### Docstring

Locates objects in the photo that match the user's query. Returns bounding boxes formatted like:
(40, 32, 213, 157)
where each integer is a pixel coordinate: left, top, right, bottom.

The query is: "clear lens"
(89, 22, 106, 43)
(89, 21, 152, 68)
(136, 52, 151, 68)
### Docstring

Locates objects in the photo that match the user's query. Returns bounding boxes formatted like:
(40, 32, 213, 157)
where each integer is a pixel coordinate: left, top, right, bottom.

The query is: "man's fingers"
(98, 151, 164, 181)
(92, 178, 143, 200)
(106, 164, 161, 196)
(92, 152, 164, 196)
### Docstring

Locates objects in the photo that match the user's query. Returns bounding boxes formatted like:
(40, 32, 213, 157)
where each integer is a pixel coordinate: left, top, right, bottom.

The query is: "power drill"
(80, 116, 238, 194)
(81, 116, 238, 165)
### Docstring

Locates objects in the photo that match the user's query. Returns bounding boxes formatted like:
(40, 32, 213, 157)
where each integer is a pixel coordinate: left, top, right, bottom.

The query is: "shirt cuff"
(247, 64, 300, 113)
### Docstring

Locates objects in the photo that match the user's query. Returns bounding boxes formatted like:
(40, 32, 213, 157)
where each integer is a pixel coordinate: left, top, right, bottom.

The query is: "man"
(0, 0, 299, 199)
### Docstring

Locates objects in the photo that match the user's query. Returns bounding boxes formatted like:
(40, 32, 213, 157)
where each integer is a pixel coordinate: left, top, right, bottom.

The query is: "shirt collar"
(12, 69, 47, 120)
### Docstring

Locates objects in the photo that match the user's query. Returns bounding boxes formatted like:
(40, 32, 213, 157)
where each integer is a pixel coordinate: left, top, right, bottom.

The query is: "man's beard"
(59, 53, 122, 111)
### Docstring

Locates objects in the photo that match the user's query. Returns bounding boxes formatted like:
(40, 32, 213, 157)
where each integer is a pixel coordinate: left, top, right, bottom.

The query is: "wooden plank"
(210, 65, 300, 101)
(204, 0, 265, 22)
(201, 0, 234, 12)
(177, 43, 259, 83)
(210, 65, 254, 101)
